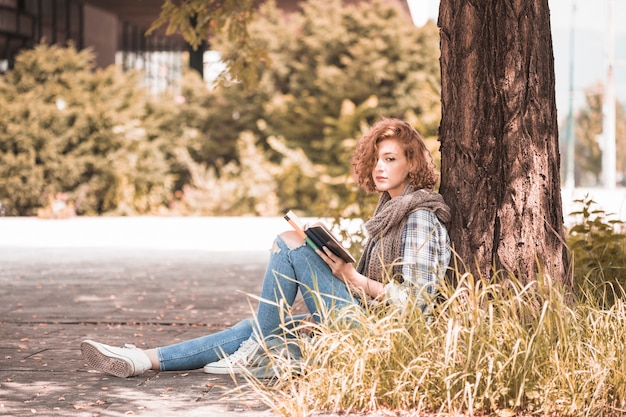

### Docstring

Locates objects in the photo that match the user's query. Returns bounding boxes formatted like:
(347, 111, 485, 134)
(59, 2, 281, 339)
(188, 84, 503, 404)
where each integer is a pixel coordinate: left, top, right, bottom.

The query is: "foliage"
(201, 0, 441, 217)
(147, 0, 267, 88)
(249, 0, 441, 158)
(153, 0, 441, 219)
(170, 131, 281, 216)
(0, 43, 173, 216)
(567, 195, 626, 307)
(244, 269, 626, 416)
(0, 0, 442, 218)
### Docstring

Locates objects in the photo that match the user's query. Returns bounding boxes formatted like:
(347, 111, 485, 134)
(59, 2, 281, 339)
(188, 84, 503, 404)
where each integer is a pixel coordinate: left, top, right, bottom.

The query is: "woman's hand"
(317, 247, 385, 298)
(317, 246, 385, 298)
(316, 246, 358, 285)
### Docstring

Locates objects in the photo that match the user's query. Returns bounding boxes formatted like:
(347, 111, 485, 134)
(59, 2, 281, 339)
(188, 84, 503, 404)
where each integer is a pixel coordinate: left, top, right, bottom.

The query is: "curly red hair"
(351, 118, 438, 193)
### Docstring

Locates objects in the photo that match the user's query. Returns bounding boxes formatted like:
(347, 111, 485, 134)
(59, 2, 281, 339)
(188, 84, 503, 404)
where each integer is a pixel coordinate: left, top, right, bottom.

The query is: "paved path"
(0, 218, 318, 417)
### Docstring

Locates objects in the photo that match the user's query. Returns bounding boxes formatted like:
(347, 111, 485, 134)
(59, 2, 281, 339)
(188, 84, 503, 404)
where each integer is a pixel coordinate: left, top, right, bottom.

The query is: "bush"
(0, 43, 173, 216)
(567, 195, 626, 307)
(0, 0, 443, 218)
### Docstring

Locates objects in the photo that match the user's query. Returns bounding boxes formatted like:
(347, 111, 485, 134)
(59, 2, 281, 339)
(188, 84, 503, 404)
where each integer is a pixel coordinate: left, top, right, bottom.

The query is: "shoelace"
(227, 339, 259, 365)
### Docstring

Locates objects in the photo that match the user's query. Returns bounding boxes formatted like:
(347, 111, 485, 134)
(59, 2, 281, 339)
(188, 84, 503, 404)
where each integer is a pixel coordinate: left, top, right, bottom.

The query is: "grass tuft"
(238, 197, 626, 416)
(240, 267, 626, 416)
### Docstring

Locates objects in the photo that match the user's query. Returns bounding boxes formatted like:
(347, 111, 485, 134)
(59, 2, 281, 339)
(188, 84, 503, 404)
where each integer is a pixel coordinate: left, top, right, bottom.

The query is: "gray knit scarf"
(356, 185, 451, 285)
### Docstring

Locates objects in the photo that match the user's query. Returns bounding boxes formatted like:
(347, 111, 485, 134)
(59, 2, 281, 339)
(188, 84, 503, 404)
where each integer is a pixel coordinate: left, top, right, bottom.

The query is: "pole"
(564, 0, 576, 189)
(601, 0, 616, 189)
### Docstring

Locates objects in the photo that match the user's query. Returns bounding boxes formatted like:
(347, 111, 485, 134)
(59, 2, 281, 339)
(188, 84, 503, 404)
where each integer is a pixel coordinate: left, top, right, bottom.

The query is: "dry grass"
(240, 270, 626, 417)
(235, 198, 626, 416)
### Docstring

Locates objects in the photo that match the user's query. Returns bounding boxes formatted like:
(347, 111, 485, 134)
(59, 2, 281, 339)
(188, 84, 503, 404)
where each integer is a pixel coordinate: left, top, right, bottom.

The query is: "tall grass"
(244, 272, 626, 416)
(239, 198, 626, 416)
(568, 196, 626, 308)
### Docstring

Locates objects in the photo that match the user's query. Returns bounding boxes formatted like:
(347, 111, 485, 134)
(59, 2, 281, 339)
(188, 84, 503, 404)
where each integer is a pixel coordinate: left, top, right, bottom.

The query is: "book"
(284, 211, 356, 263)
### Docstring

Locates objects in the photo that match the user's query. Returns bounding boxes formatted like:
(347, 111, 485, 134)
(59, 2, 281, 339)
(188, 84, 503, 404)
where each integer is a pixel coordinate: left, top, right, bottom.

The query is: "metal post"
(564, 0, 577, 189)
(601, 0, 616, 188)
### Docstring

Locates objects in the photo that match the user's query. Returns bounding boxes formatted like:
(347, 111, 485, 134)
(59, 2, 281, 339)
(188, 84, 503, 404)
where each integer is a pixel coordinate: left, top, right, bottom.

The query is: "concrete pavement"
(0, 217, 301, 416)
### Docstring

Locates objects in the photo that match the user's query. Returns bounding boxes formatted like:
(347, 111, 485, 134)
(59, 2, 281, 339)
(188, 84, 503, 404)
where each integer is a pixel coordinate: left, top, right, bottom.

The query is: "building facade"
(0, 0, 83, 72)
(1, 0, 415, 92)
(0, 0, 187, 93)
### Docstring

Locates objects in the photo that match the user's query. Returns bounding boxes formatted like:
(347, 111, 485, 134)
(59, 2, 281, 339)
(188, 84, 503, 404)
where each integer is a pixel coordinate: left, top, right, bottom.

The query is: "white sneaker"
(246, 336, 304, 379)
(203, 338, 260, 374)
(81, 340, 152, 378)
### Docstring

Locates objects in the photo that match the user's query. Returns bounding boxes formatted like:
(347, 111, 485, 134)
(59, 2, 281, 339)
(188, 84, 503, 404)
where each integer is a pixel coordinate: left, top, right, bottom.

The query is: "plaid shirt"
(384, 209, 451, 311)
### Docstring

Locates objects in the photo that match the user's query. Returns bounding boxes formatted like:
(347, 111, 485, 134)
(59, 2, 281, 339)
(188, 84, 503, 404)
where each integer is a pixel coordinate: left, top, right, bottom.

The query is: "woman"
(81, 117, 451, 378)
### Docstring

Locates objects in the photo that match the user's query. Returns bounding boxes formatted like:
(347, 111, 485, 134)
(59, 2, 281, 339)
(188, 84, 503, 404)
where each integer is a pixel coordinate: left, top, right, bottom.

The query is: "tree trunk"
(438, 0, 569, 285)
(188, 40, 206, 78)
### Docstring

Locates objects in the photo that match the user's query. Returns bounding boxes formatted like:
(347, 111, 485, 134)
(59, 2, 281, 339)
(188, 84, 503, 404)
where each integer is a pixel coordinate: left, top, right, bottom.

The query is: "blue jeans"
(157, 235, 358, 371)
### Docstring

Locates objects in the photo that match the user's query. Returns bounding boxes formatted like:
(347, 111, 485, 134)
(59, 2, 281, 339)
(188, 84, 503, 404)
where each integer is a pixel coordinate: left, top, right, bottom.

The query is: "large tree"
(437, 0, 568, 285)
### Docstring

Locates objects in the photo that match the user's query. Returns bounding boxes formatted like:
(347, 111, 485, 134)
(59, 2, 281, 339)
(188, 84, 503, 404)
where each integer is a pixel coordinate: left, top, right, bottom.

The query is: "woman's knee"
(278, 230, 305, 250)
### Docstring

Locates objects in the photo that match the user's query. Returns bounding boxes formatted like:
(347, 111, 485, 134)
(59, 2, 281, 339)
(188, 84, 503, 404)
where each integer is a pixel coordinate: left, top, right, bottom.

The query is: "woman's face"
(372, 138, 411, 198)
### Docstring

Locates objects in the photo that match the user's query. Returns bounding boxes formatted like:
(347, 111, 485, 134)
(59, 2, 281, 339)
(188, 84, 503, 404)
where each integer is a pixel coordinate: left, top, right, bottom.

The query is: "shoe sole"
(203, 363, 271, 377)
(81, 341, 133, 378)
(204, 359, 298, 378)
(203, 363, 245, 374)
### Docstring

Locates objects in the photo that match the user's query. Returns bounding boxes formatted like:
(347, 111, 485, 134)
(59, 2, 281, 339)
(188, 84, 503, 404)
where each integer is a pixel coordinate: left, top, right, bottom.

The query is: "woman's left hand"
(316, 246, 356, 284)
(317, 246, 382, 298)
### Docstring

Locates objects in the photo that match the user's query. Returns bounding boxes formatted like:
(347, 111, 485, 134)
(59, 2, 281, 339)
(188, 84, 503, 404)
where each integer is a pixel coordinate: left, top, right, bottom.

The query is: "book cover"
(305, 223, 356, 263)
(284, 211, 355, 263)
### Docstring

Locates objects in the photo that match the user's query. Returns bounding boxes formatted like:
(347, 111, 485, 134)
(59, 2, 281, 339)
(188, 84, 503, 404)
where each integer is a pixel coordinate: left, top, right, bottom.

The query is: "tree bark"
(438, 0, 569, 285)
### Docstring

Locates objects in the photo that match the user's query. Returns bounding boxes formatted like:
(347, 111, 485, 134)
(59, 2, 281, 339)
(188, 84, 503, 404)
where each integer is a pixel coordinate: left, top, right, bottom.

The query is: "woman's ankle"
(144, 348, 160, 370)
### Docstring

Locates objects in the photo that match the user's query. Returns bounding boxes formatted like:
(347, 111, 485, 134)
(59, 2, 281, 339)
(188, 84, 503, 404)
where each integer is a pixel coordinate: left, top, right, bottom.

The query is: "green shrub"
(567, 195, 626, 307)
(0, 43, 172, 216)
(0, 0, 443, 217)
